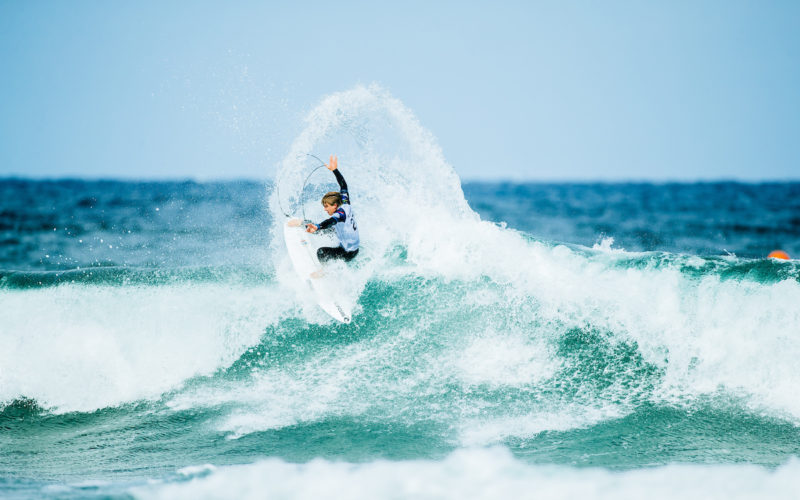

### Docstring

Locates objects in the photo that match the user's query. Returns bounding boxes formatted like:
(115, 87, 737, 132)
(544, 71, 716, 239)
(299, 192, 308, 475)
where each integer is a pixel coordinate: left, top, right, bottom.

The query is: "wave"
(4, 251, 798, 437)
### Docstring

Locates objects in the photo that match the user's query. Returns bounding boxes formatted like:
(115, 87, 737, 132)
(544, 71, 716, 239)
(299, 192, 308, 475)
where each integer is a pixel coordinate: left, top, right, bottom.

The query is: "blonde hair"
(321, 191, 342, 207)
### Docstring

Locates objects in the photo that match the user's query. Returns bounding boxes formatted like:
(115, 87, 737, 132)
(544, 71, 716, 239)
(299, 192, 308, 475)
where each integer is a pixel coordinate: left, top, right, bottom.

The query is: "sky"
(1, 0, 799, 181)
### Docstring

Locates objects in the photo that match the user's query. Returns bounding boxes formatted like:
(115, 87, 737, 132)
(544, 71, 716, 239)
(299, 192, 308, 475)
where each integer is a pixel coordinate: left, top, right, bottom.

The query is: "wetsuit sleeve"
(333, 169, 350, 205)
(317, 217, 336, 230)
(317, 208, 346, 230)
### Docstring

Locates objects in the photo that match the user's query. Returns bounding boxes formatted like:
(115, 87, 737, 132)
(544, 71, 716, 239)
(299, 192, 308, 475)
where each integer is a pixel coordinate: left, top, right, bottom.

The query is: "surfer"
(300, 155, 360, 262)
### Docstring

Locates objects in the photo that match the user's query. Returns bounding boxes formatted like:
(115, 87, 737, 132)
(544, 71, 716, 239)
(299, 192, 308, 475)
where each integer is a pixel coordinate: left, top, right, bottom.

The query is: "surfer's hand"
(287, 218, 302, 227)
(327, 155, 338, 171)
(305, 223, 318, 233)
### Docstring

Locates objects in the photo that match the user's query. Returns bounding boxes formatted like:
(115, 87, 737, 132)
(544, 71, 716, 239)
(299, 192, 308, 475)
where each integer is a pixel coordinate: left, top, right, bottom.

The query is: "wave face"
(2, 86, 800, 498)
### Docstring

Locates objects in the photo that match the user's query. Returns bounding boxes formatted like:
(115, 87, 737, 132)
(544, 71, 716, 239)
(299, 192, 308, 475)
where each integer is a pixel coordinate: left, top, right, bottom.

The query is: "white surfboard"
(283, 218, 352, 323)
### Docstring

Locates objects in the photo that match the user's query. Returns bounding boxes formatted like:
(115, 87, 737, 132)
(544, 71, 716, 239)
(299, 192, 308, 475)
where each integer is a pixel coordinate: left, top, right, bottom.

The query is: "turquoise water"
(2, 87, 800, 499)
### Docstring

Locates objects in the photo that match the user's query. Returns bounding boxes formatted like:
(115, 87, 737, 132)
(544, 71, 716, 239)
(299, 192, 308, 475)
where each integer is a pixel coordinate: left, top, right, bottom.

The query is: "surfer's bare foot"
(310, 269, 324, 279)
(287, 218, 301, 227)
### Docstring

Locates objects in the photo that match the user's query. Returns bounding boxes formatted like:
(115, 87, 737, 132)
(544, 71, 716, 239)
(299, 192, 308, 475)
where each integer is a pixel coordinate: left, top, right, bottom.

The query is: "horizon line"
(2, 174, 800, 185)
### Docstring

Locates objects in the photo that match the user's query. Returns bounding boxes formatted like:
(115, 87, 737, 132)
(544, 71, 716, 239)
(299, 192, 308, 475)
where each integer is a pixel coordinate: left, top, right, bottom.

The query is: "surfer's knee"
(344, 249, 359, 262)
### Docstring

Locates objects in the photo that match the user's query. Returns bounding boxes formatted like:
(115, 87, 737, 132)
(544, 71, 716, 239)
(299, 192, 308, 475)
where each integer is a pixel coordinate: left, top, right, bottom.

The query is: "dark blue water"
(3, 179, 797, 272)
(464, 182, 800, 258)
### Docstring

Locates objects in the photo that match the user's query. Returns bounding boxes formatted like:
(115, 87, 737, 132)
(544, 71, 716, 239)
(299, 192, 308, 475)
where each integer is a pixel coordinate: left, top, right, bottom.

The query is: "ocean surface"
(2, 87, 800, 499)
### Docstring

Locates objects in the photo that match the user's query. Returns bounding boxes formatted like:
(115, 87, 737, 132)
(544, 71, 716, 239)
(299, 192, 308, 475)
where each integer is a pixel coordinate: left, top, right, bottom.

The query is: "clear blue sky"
(1, 0, 799, 181)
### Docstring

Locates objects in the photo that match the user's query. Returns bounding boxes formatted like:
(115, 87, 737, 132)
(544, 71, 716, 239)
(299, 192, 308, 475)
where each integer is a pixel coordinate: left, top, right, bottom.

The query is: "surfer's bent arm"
(315, 207, 346, 231)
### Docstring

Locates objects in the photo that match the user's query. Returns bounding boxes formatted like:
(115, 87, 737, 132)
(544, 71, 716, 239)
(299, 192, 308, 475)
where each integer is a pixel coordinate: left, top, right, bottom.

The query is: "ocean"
(2, 87, 800, 499)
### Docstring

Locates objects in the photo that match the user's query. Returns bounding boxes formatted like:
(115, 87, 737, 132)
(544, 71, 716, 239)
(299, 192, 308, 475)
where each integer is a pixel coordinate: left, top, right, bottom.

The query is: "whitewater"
(2, 85, 800, 499)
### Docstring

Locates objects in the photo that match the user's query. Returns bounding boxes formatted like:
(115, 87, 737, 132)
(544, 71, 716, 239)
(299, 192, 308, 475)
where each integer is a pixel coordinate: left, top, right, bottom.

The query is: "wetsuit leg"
(318, 246, 359, 262)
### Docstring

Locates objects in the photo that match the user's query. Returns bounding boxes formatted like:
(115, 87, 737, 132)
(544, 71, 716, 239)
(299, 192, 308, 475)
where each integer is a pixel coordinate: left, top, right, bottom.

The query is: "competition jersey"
(316, 169, 360, 252)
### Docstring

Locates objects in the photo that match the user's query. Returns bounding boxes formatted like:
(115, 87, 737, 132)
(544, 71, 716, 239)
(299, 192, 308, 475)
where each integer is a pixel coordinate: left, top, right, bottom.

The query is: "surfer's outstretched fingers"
(328, 155, 337, 171)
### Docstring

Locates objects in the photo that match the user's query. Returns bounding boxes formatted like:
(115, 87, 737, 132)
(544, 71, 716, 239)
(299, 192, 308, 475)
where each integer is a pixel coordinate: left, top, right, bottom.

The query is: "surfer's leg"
(317, 246, 347, 262)
(318, 246, 359, 262)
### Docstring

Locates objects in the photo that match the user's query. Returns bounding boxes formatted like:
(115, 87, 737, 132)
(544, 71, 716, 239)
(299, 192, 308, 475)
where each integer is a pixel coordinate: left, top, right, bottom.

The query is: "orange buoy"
(768, 250, 790, 260)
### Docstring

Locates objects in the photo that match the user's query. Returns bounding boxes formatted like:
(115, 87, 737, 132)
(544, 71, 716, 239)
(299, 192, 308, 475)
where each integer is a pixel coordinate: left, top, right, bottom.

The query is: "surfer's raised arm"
(327, 155, 350, 205)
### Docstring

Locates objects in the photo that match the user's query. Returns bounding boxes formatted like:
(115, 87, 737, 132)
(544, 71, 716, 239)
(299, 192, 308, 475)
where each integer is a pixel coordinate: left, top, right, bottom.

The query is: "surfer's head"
(321, 192, 342, 215)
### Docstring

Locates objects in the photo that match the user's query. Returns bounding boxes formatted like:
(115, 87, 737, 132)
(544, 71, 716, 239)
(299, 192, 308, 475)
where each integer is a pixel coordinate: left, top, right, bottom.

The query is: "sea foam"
(0, 282, 288, 413)
(133, 447, 800, 500)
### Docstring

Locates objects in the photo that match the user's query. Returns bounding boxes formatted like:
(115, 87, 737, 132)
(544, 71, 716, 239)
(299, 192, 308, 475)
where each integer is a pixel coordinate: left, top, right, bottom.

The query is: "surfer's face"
(323, 202, 339, 216)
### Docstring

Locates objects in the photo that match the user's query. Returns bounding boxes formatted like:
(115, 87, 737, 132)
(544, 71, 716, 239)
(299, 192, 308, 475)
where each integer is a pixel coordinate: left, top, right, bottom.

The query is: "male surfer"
(290, 155, 359, 262)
